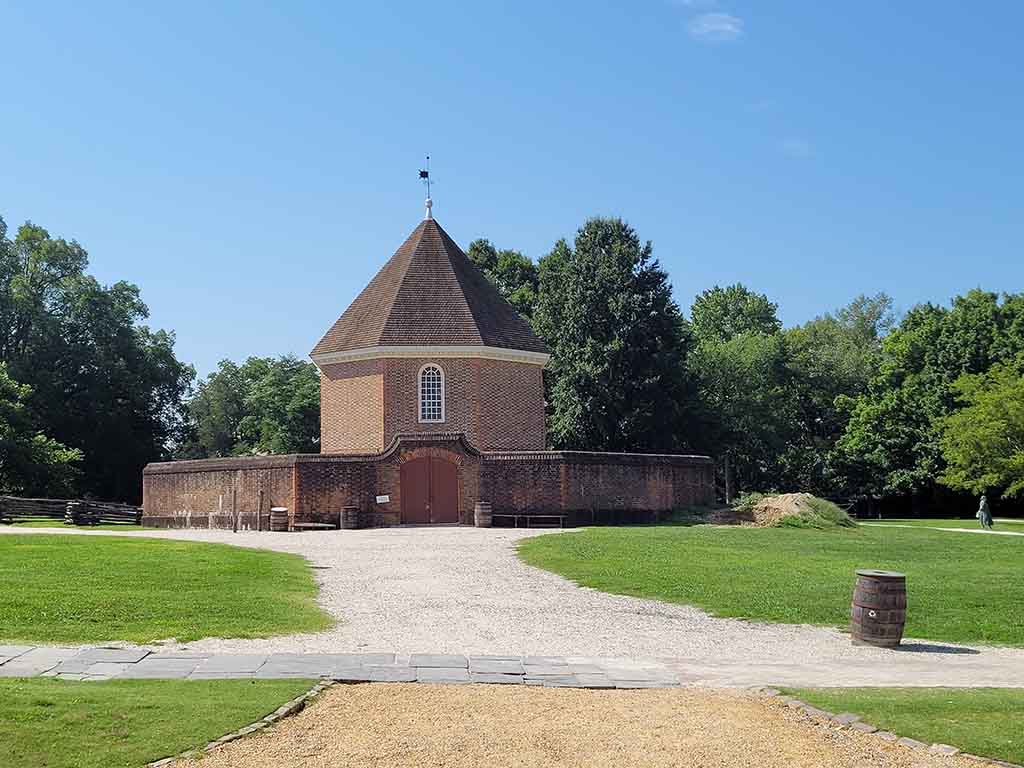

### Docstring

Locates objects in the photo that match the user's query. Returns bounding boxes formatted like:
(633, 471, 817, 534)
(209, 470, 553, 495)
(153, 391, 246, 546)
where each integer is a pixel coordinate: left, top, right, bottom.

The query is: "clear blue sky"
(2, 1, 1021, 376)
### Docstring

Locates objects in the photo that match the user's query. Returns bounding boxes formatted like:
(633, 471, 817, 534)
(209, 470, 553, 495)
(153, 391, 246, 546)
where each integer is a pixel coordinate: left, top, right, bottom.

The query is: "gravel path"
(176, 684, 985, 768)
(4, 526, 1024, 687)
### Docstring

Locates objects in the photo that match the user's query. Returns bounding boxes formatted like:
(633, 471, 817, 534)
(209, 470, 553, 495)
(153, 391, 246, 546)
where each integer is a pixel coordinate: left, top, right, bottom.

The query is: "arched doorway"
(400, 457, 459, 524)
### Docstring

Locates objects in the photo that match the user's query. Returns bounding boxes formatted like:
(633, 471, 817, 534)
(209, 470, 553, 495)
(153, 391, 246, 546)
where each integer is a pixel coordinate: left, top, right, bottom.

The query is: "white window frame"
(418, 363, 445, 423)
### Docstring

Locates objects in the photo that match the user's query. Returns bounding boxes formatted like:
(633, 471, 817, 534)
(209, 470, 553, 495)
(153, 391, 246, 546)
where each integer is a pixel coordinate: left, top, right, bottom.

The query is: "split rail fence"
(0, 496, 143, 526)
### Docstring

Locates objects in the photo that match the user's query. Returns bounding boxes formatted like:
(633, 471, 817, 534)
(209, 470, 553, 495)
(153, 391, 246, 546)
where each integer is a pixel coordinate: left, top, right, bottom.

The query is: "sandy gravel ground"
(176, 684, 980, 768)
(5, 525, 1024, 687)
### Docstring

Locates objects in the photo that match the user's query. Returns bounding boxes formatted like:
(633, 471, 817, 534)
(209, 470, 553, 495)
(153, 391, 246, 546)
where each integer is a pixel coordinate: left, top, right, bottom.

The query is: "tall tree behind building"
(533, 217, 692, 452)
(178, 355, 320, 458)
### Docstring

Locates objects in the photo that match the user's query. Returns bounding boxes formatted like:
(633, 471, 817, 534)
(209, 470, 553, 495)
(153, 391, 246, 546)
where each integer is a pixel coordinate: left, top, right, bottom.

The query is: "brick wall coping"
(145, 437, 714, 476)
(482, 450, 713, 466)
(143, 432, 484, 476)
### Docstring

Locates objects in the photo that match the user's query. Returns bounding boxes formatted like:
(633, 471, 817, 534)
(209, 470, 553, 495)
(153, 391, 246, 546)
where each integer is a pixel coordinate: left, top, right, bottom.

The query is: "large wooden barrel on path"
(474, 501, 492, 528)
(269, 507, 290, 532)
(851, 569, 907, 648)
(341, 506, 360, 530)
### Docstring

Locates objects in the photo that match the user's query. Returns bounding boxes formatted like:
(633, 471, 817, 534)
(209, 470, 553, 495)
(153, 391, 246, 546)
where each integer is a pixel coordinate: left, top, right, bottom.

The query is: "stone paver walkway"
(0, 645, 680, 688)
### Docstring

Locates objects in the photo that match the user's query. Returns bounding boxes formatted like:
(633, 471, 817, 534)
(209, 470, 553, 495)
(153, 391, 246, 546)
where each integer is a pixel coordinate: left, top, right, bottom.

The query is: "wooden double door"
(400, 457, 459, 524)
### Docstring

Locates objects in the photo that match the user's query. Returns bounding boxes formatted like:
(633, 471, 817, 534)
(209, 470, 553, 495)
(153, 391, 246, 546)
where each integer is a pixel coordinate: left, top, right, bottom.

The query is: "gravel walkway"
(4, 526, 1024, 687)
(174, 684, 986, 768)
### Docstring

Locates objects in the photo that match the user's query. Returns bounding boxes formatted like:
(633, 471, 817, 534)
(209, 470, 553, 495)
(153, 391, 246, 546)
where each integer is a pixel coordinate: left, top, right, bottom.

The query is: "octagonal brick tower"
(310, 206, 550, 454)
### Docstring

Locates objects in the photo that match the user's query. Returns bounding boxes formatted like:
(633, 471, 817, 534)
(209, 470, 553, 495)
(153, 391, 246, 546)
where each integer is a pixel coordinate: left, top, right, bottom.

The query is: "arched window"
(418, 364, 445, 423)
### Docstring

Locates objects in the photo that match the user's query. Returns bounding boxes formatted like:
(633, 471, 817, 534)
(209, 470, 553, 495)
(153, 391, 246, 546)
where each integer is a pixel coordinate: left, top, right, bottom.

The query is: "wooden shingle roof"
(311, 218, 548, 359)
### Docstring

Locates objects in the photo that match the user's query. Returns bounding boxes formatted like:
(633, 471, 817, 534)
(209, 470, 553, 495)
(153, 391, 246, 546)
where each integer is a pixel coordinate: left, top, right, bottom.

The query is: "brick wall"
(482, 450, 715, 524)
(143, 436, 714, 529)
(382, 357, 546, 451)
(142, 456, 296, 529)
(320, 360, 384, 453)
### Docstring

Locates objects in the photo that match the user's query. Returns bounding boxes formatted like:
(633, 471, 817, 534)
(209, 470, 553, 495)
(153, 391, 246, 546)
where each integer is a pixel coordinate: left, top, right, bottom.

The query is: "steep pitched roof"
(310, 218, 549, 359)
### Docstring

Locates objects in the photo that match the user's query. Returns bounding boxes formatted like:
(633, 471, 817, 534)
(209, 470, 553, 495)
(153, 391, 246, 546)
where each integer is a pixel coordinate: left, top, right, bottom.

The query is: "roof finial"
(419, 155, 432, 220)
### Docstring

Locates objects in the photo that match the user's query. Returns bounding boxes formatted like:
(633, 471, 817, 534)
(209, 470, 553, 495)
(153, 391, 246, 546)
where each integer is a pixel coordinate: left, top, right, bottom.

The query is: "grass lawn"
(0, 535, 332, 644)
(866, 518, 1024, 531)
(518, 525, 1024, 645)
(0, 678, 313, 768)
(9, 520, 156, 531)
(784, 688, 1024, 764)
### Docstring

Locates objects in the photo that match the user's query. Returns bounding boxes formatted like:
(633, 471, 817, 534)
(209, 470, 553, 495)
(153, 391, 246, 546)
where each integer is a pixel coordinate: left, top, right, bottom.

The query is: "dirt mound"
(752, 493, 815, 527)
(749, 493, 856, 529)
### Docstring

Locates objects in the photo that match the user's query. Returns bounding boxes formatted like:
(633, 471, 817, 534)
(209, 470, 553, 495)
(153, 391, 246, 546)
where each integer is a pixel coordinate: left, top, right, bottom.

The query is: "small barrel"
(341, 505, 360, 530)
(474, 501, 492, 528)
(269, 507, 289, 532)
(851, 569, 907, 648)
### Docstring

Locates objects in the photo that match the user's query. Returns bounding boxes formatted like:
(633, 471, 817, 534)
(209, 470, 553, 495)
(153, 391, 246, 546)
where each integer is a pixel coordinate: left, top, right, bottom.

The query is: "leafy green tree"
(179, 355, 319, 457)
(0, 363, 81, 496)
(237, 356, 319, 454)
(691, 283, 782, 343)
(781, 294, 894, 491)
(688, 332, 794, 491)
(466, 238, 538, 318)
(0, 217, 194, 502)
(939, 362, 1024, 498)
(689, 293, 894, 496)
(832, 290, 1024, 500)
(534, 218, 691, 451)
(177, 360, 246, 458)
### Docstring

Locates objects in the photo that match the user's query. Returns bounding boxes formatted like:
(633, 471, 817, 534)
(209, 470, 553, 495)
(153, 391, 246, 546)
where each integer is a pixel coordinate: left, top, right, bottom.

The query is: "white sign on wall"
(375, 495, 391, 504)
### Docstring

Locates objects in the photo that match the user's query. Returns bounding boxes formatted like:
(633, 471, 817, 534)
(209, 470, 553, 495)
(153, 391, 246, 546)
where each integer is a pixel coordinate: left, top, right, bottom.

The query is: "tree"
(0, 363, 80, 496)
(690, 283, 782, 343)
(0, 217, 195, 501)
(177, 360, 246, 458)
(688, 293, 894, 496)
(832, 290, 1024, 501)
(237, 356, 319, 454)
(179, 355, 319, 458)
(533, 218, 691, 452)
(939, 363, 1024, 498)
(688, 331, 794, 492)
(781, 294, 894, 492)
(466, 238, 538, 318)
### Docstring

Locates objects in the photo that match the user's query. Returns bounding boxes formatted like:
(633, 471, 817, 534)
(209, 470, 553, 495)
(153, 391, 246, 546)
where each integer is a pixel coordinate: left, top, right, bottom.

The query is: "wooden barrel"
(341, 506, 360, 530)
(851, 569, 907, 648)
(474, 501, 492, 528)
(269, 506, 289, 532)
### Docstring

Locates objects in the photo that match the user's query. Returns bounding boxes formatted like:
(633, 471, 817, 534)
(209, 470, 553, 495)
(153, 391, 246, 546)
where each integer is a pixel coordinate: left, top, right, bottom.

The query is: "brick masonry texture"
(319, 360, 384, 453)
(143, 434, 714, 528)
(320, 356, 546, 454)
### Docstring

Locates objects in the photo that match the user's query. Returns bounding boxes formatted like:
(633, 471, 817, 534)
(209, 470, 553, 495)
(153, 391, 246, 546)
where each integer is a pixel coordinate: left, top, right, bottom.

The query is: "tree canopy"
(178, 355, 319, 458)
(0, 216, 194, 501)
(938, 362, 1024, 498)
(533, 218, 691, 452)
(0, 363, 81, 496)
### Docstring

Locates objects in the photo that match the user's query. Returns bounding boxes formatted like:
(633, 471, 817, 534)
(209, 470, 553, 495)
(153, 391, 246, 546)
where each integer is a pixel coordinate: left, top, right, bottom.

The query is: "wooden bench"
(292, 522, 339, 531)
(491, 513, 566, 529)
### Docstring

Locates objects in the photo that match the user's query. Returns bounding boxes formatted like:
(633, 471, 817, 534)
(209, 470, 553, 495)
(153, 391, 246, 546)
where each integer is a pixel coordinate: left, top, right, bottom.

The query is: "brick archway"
(400, 456, 459, 524)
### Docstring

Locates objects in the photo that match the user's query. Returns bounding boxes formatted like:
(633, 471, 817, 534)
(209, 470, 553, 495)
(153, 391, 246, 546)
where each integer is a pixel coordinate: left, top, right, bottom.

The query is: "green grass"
(0, 677, 313, 768)
(518, 525, 1024, 645)
(9, 520, 155, 530)
(867, 518, 1024, 531)
(784, 688, 1024, 764)
(0, 535, 333, 644)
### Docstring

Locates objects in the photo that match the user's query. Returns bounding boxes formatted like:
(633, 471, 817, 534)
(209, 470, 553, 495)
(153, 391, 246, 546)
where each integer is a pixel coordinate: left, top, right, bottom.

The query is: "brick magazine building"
(143, 202, 714, 528)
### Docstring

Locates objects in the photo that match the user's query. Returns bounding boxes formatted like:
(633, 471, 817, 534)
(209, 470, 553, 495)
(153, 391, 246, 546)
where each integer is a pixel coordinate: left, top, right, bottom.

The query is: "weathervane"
(419, 155, 433, 219)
